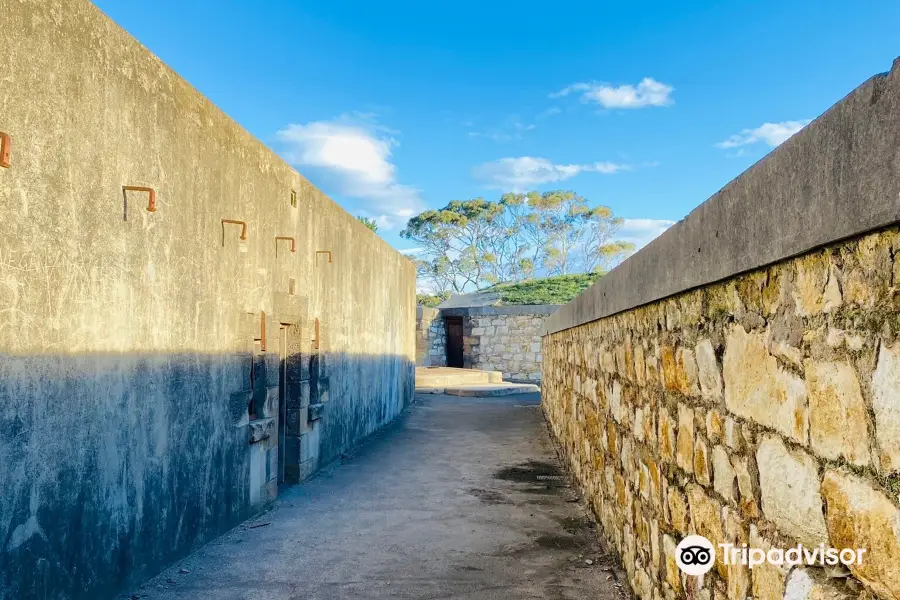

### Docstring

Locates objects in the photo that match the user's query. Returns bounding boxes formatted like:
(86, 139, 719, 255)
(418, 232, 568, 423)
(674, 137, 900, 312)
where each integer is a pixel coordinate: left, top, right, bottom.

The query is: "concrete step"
(415, 366, 503, 388)
(443, 383, 541, 397)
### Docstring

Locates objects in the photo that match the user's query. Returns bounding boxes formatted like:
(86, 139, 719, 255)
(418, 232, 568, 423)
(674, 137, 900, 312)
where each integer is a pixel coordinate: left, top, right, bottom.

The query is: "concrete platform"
(445, 383, 541, 397)
(415, 366, 504, 387)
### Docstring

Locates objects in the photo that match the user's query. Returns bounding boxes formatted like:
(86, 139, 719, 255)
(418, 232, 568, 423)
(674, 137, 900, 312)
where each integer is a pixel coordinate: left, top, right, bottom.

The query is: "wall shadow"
(0, 351, 414, 600)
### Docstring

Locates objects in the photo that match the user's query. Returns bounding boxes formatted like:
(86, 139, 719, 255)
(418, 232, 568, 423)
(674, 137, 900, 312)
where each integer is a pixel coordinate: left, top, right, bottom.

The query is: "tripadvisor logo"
(676, 535, 716, 576)
(676, 535, 867, 575)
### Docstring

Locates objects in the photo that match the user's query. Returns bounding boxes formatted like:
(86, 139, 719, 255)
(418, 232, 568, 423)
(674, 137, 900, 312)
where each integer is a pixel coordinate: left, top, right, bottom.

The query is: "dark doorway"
(445, 317, 464, 368)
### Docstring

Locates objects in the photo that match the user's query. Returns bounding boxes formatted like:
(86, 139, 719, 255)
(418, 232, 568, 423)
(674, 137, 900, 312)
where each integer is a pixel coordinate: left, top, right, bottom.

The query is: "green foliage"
(401, 191, 633, 295)
(416, 292, 450, 307)
(357, 216, 378, 233)
(484, 273, 604, 305)
(401, 198, 511, 293)
(592, 240, 636, 272)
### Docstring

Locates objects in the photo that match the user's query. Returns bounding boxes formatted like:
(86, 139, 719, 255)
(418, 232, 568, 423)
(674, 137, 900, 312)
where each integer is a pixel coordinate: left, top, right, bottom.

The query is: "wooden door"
(445, 317, 464, 368)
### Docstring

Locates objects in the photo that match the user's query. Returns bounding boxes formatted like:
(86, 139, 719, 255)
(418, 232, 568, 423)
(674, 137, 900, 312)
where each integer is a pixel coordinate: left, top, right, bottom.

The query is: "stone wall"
(466, 310, 552, 382)
(430, 305, 558, 381)
(0, 2, 415, 599)
(541, 60, 900, 600)
(416, 306, 446, 366)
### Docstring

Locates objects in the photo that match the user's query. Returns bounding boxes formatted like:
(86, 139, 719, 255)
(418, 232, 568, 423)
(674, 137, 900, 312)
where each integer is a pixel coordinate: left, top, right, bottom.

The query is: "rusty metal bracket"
(275, 236, 296, 253)
(313, 318, 320, 350)
(257, 311, 267, 352)
(222, 219, 248, 243)
(316, 250, 332, 264)
(123, 185, 157, 213)
(0, 132, 10, 168)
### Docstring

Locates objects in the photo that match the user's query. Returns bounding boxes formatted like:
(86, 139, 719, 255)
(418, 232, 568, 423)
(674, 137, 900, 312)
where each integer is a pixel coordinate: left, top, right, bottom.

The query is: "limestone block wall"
(0, 1, 415, 599)
(542, 60, 900, 600)
(416, 306, 446, 366)
(466, 307, 556, 381)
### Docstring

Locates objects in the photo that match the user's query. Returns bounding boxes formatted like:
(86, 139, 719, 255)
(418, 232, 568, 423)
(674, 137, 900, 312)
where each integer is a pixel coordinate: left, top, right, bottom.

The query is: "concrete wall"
(416, 306, 446, 366)
(0, 1, 415, 599)
(542, 61, 900, 600)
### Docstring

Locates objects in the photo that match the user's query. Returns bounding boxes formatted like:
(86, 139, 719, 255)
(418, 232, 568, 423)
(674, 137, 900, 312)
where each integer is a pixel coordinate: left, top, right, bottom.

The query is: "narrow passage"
(133, 393, 627, 600)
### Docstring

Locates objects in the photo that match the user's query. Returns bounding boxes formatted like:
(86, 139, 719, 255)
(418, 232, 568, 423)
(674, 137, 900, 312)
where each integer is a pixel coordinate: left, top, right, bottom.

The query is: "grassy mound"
(485, 273, 602, 305)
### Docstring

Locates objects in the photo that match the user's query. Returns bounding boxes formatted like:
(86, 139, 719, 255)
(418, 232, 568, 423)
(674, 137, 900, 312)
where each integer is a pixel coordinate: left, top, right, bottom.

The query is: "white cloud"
(472, 156, 630, 190)
(715, 120, 811, 150)
(551, 78, 674, 109)
(617, 218, 676, 249)
(277, 114, 423, 230)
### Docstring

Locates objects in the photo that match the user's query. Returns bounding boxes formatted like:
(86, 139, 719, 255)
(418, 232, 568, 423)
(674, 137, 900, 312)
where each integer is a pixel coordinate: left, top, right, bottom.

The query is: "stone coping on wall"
(437, 304, 561, 317)
(417, 306, 441, 319)
(544, 57, 900, 336)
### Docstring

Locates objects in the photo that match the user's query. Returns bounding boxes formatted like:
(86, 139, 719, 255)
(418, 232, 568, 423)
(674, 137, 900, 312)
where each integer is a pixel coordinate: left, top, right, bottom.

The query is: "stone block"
(871, 342, 900, 473)
(805, 360, 871, 466)
(792, 252, 842, 316)
(676, 347, 700, 396)
(821, 470, 900, 600)
(706, 409, 725, 443)
(694, 436, 711, 486)
(712, 445, 736, 502)
(633, 344, 646, 386)
(308, 402, 326, 421)
(783, 569, 855, 600)
(724, 416, 744, 452)
(676, 404, 694, 473)
(658, 406, 677, 463)
(686, 484, 726, 577)
(732, 455, 759, 519)
(756, 435, 827, 546)
(249, 417, 275, 444)
(661, 345, 700, 395)
(662, 535, 681, 593)
(668, 488, 690, 533)
(749, 526, 787, 600)
(723, 324, 808, 444)
(696, 339, 723, 399)
(660, 345, 678, 391)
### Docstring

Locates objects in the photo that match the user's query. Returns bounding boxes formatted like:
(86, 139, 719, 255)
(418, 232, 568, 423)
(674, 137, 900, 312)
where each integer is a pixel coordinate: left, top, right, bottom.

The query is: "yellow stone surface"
(821, 470, 900, 600)
(805, 360, 871, 466)
(723, 324, 808, 444)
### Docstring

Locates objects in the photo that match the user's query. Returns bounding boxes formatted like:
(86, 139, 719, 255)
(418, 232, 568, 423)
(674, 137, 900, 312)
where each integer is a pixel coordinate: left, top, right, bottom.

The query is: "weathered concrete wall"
(542, 61, 900, 600)
(415, 306, 446, 366)
(0, 1, 415, 599)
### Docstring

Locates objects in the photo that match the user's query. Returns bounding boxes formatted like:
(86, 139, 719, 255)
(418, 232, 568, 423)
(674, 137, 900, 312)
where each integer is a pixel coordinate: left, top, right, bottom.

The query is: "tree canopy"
(357, 216, 379, 233)
(401, 191, 635, 294)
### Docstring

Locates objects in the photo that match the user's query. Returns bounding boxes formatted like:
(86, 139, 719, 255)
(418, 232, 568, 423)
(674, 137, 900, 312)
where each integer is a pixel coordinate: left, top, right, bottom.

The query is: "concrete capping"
(438, 304, 561, 318)
(417, 306, 441, 320)
(544, 58, 900, 336)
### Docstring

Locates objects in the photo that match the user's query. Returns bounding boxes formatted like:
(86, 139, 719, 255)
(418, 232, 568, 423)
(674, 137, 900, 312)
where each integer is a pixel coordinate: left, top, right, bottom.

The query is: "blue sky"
(95, 0, 900, 253)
